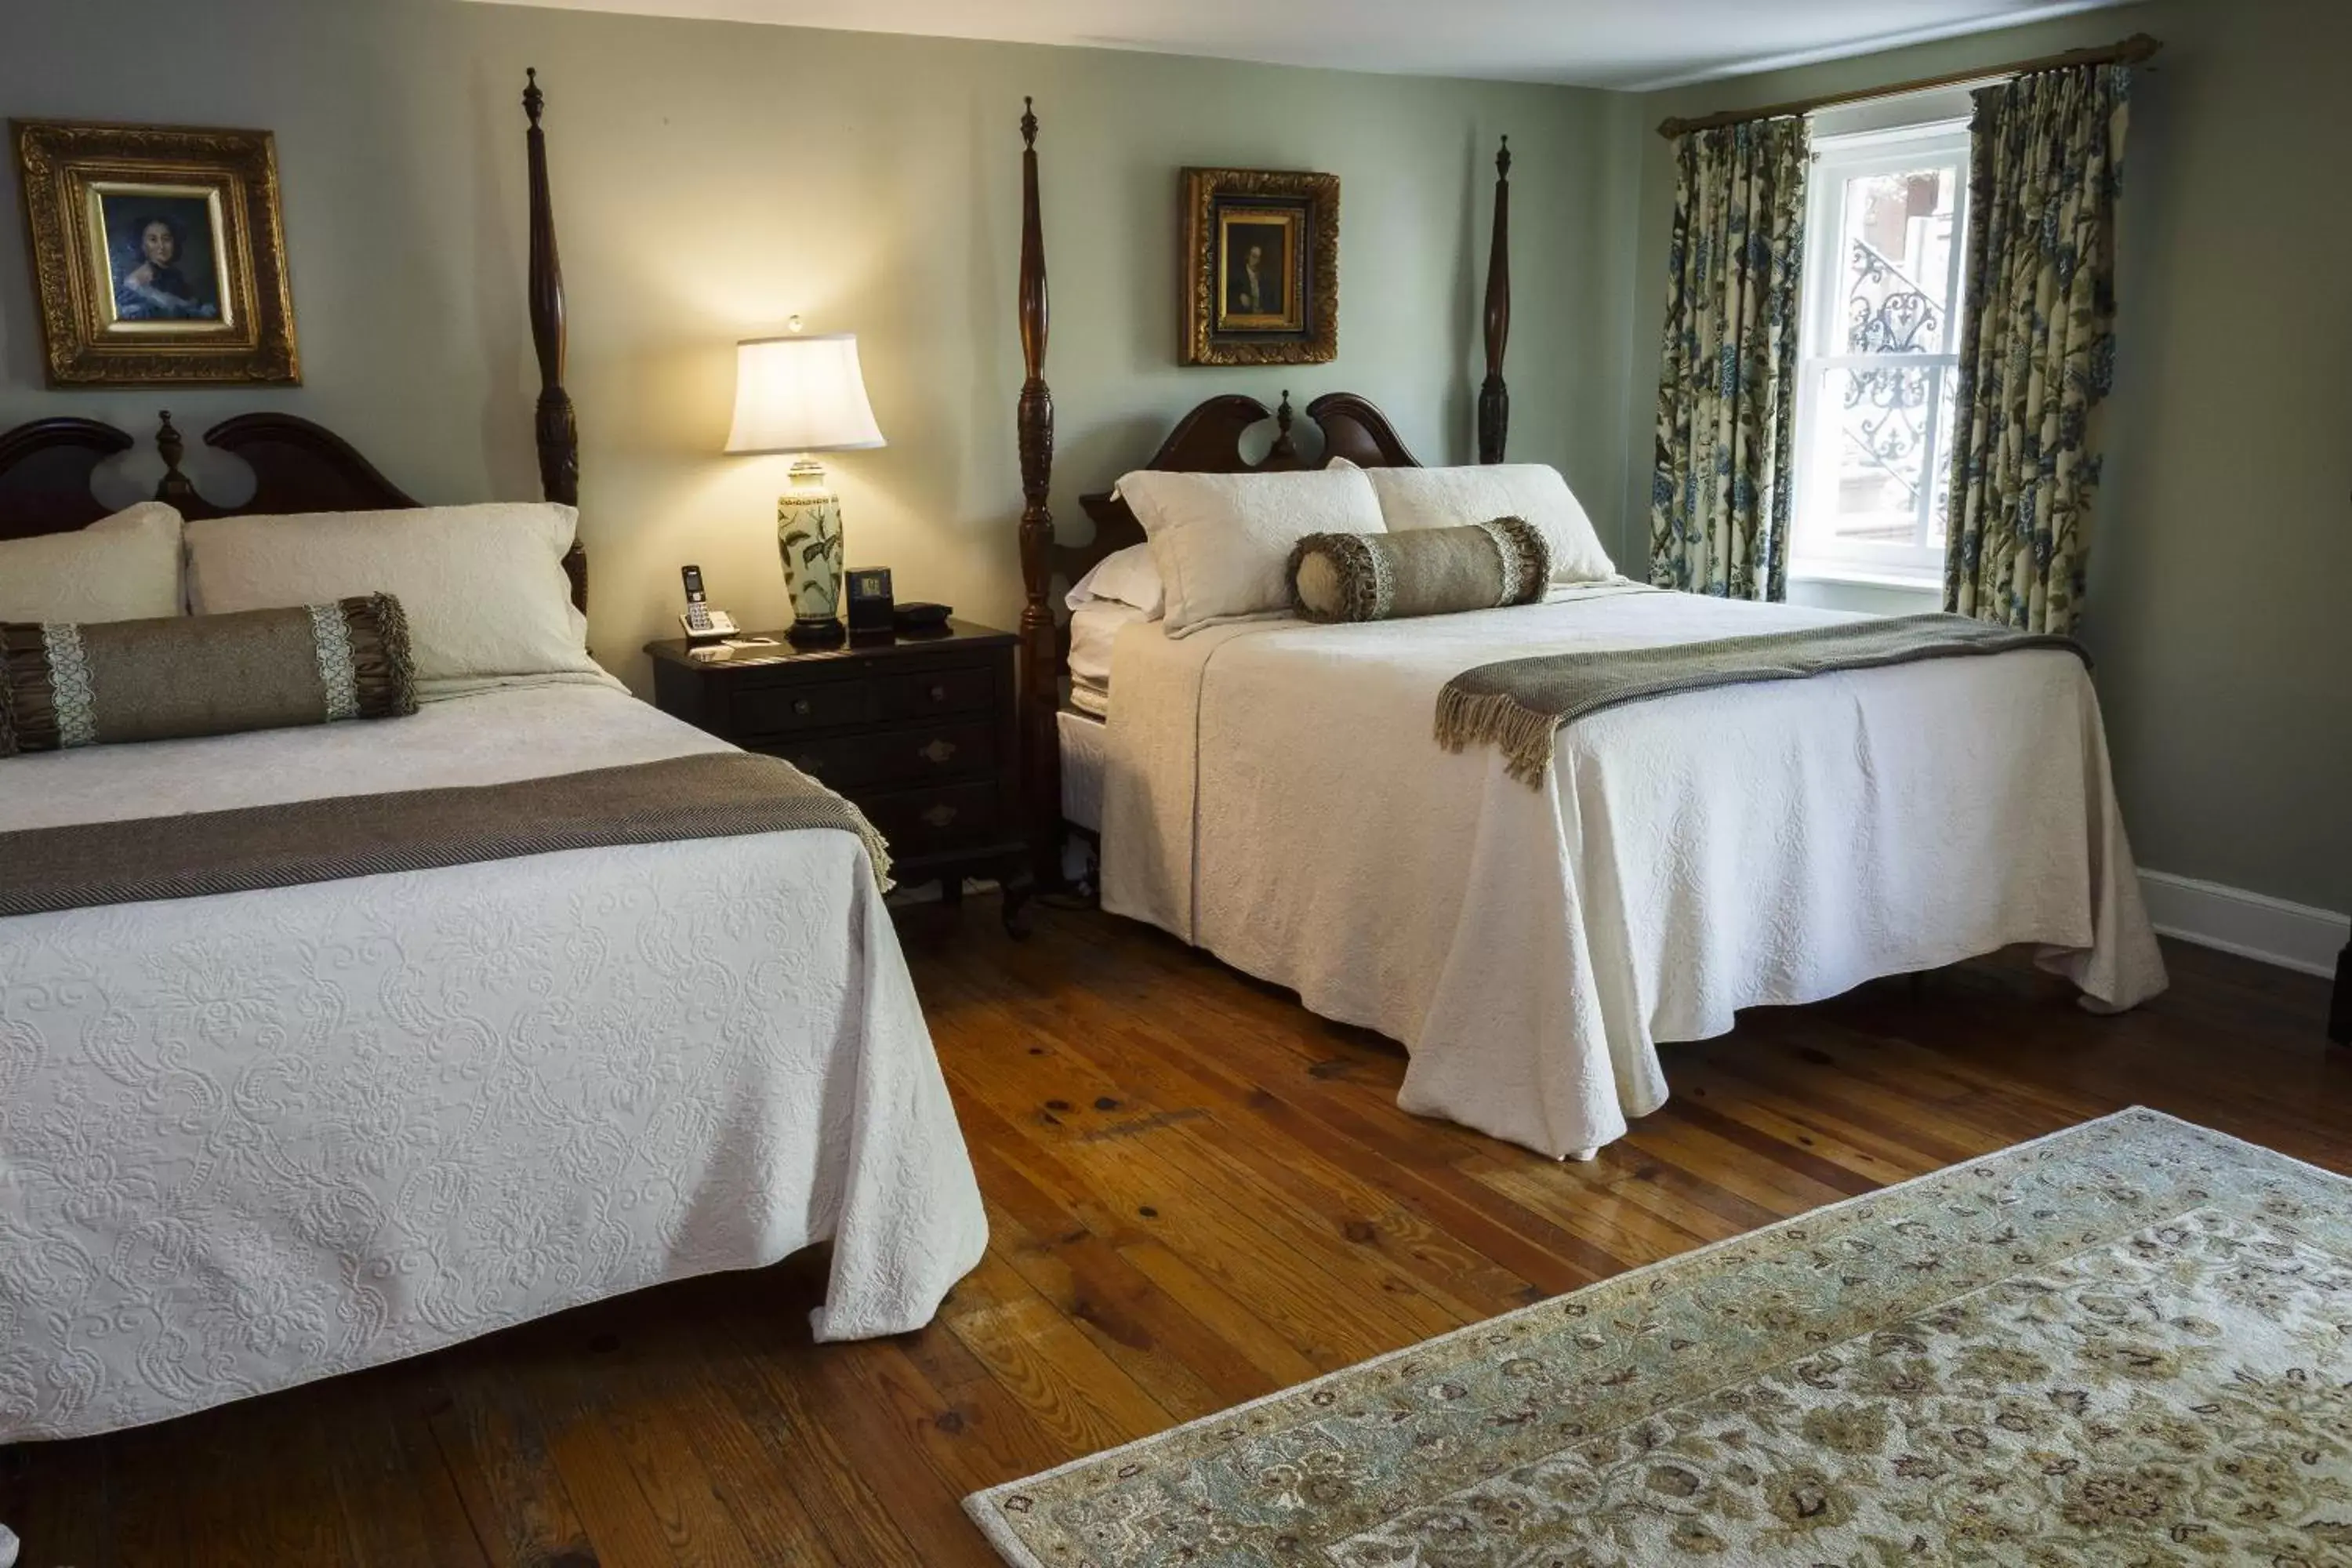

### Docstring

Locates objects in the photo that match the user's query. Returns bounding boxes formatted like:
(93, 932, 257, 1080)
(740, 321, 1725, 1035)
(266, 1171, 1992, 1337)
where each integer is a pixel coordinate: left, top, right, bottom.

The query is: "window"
(1791, 121, 1972, 585)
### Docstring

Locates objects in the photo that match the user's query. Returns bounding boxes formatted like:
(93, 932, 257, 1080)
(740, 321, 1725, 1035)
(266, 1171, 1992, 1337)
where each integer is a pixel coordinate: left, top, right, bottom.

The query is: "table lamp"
(724, 318, 886, 643)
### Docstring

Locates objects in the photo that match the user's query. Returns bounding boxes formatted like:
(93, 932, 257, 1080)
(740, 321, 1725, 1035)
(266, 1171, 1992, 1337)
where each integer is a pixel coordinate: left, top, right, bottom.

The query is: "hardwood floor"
(3, 900, 2344, 1566)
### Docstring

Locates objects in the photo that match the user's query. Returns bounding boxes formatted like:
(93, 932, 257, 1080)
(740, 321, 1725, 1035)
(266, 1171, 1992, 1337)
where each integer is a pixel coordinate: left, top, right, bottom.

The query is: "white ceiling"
(470, 0, 2134, 89)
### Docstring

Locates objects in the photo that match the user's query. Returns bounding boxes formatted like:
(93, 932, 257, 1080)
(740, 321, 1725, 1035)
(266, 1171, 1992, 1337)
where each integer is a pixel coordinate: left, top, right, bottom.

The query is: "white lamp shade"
(724, 332, 886, 455)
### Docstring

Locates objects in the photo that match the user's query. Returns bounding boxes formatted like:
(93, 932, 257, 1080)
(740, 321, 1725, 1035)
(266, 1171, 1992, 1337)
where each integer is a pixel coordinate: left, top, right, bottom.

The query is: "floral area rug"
(966, 1108, 2352, 1566)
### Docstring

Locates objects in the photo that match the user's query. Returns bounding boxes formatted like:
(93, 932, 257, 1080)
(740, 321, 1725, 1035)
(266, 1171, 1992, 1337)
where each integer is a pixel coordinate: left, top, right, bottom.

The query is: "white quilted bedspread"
(1101, 585, 2167, 1160)
(0, 683, 986, 1443)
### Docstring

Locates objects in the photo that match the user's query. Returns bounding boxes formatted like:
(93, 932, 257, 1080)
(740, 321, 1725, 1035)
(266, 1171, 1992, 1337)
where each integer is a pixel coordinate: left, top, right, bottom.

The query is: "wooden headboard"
(1011, 103, 1513, 882)
(1058, 389, 1423, 587)
(0, 71, 586, 612)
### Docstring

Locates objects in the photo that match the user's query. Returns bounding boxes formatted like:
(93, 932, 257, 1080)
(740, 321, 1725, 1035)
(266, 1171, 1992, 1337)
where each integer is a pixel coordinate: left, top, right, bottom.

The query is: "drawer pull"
(919, 739, 958, 764)
(920, 804, 959, 828)
(929, 683, 949, 702)
(792, 697, 813, 716)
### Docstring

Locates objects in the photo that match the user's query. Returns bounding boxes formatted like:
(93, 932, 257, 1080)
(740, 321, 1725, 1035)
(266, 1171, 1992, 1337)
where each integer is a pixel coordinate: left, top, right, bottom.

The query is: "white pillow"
(185, 503, 598, 687)
(0, 502, 183, 623)
(1066, 543, 1165, 619)
(1115, 466, 1384, 637)
(1364, 464, 1616, 583)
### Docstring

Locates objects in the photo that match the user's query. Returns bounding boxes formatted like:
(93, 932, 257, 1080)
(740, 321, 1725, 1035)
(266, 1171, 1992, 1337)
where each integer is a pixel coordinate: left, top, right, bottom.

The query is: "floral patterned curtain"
(1650, 118, 1809, 601)
(1944, 65, 2131, 633)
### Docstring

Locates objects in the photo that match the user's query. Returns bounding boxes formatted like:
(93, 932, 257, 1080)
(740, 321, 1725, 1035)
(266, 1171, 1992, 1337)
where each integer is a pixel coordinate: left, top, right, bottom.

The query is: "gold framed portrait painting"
(1181, 167, 1338, 366)
(13, 120, 299, 386)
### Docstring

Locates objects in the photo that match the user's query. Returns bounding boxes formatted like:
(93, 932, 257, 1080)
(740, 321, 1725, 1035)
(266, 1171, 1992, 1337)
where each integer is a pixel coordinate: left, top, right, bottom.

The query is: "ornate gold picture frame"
(13, 120, 299, 386)
(1181, 167, 1338, 366)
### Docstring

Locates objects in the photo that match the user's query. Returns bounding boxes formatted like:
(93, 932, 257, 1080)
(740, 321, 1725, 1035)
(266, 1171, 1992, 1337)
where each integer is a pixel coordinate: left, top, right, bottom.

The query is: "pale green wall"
(1620, 0, 2352, 913)
(0, 0, 1624, 692)
(6, 0, 2341, 915)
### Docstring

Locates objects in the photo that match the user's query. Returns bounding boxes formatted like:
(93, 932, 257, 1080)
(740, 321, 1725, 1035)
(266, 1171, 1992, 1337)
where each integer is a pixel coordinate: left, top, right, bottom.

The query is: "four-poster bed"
(0, 73, 985, 1446)
(1014, 106, 1517, 880)
(1010, 100, 2166, 1161)
(0, 69, 588, 608)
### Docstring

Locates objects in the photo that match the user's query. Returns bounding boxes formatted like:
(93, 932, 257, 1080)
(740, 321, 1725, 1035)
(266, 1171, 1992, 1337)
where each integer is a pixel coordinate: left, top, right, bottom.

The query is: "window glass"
(1791, 124, 1970, 583)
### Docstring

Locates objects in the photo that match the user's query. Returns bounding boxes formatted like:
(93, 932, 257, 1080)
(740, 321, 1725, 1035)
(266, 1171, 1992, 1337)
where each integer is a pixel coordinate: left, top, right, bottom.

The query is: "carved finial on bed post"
(151, 411, 202, 513)
(1272, 390, 1297, 460)
(1017, 95, 1061, 895)
(524, 68, 586, 612)
(1477, 135, 1512, 464)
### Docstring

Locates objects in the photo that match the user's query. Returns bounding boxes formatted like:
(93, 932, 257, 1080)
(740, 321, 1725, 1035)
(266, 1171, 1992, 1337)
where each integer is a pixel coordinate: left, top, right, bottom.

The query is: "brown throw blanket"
(0, 752, 891, 918)
(1436, 612, 2088, 786)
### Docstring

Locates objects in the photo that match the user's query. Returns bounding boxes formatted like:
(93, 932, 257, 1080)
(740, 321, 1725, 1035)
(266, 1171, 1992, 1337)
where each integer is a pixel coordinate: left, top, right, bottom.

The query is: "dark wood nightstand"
(646, 621, 1030, 931)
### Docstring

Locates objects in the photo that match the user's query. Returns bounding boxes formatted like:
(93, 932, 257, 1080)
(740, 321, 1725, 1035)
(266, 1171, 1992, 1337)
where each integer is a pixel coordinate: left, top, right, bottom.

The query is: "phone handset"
(679, 564, 742, 641)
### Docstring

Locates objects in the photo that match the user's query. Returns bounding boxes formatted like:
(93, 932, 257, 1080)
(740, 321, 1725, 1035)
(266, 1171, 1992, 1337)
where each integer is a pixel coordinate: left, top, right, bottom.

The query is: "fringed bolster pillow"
(0, 594, 416, 757)
(1287, 517, 1552, 624)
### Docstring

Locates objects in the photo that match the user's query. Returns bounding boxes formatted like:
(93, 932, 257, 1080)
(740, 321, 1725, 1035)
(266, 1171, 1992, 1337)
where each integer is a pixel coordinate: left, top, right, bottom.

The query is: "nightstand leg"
(1001, 862, 1036, 940)
(2331, 933, 2350, 1045)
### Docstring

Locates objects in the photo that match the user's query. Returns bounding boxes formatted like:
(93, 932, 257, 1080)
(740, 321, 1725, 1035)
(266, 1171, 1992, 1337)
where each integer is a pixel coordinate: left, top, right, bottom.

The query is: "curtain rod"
(1654, 31, 2161, 140)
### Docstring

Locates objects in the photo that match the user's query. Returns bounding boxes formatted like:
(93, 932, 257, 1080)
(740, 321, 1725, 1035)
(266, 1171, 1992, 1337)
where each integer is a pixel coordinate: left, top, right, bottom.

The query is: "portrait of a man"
(1226, 224, 1287, 319)
(101, 192, 224, 324)
(1182, 167, 1338, 366)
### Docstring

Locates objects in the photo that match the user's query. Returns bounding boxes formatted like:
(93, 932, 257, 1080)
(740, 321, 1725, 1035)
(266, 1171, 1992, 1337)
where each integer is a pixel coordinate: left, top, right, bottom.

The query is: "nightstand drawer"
(880, 665, 995, 720)
(772, 719, 996, 791)
(643, 619, 1025, 910)
(861, 780, 1003, 858)
(728, 677, 877, 738)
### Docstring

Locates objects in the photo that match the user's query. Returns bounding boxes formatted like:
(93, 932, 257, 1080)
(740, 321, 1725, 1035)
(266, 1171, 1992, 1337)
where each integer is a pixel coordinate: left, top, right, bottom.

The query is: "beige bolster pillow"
(1, 594, 416, 757)
(1287, 517, 1552, 623)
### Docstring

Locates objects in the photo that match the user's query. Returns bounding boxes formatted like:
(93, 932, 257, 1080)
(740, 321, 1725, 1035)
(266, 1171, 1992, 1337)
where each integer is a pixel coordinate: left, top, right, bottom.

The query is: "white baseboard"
(2140, 869, 2348, 979)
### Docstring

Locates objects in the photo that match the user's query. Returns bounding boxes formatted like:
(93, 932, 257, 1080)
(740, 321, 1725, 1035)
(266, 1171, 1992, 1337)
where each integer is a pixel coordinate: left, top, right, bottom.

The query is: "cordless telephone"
(678, 564, 741, 641)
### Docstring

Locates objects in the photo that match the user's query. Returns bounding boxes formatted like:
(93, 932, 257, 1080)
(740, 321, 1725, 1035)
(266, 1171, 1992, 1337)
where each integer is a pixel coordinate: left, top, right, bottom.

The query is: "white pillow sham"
(1114, 466, 1384, 637)
(0, 502, 183, 624)
(1066, 542, 1165, 619)
(185, 503, 599, 688)
(1360, 463, 1617, 583)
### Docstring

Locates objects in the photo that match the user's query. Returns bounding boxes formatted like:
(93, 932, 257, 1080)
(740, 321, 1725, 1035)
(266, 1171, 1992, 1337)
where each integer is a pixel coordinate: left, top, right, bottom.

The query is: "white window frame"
(1790, 118, 1972, 586)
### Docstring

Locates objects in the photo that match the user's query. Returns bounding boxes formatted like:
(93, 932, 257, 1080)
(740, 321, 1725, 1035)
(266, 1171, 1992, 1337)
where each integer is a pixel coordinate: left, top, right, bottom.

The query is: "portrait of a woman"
(107, 201, 222, 323)
(16, 119, 298, 383)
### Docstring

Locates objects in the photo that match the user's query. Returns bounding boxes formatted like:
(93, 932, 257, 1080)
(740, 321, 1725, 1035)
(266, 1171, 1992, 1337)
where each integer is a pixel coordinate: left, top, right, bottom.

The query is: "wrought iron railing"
(1839, 238, 1944, 512)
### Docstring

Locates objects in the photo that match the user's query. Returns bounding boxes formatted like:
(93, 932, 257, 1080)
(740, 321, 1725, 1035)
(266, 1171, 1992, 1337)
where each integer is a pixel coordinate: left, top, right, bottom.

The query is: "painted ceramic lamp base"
(778, 460, 846, 643)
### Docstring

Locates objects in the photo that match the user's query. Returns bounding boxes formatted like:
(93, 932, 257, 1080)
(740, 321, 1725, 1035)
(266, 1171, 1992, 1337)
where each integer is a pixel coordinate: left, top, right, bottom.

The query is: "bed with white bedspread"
(1097, 583, 2167, 1161)
(0, 677, 986, 1442)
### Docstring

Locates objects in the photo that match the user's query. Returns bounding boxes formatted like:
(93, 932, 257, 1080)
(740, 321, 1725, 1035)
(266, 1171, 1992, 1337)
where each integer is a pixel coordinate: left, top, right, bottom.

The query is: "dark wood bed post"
(1016, 97, 1061, 890)
(524, 68, 586, 609)
(1476, 136, 1512, 464)
(0, 76, 589, 586)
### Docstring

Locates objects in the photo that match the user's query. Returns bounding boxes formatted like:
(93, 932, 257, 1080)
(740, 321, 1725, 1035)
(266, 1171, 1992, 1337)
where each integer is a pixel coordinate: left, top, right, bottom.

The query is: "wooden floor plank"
(985, 981, 1548, 1320)
(425, 1354, 601, 1568)
(0, 1438, 104, 1568)
(935, 1247, 1178, 1457)
(956, 1022, 1493, 1338)
(978, 1184, 1266, 1419)
(324, 1381, 491, 1568)
(3, 903, 2341, 1567)
(169, 1389, 353, 1568)
(799, 1341, 1033, 1565)
(703, 1308, 933, 1568)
